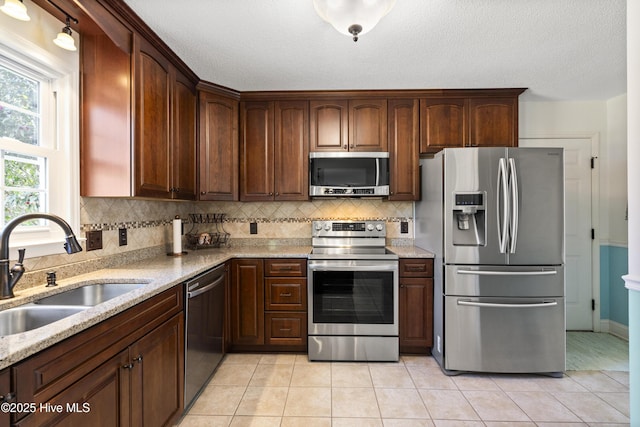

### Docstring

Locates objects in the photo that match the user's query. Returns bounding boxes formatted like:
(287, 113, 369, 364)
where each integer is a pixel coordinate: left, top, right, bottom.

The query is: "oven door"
(308, 259, 398, 336)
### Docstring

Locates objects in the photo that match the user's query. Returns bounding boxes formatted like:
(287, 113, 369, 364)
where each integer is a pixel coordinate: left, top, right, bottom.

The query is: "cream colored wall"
(606, 94, 628, 246)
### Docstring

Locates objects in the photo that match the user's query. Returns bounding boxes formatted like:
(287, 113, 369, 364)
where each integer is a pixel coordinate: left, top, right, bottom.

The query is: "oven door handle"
(308, 264, 398, 272)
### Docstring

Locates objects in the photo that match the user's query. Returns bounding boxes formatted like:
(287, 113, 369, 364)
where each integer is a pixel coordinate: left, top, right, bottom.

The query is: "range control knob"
(324, 223, 331, 231)
(376, 223, 384, 231)
(315, 223, 323, 231)
(367, 223, 374, 231)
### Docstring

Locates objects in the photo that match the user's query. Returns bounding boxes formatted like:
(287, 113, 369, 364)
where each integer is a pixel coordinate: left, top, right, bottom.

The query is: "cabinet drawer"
(399, 258, 434, 277)
(264, 259, 307, 277)
(265, 278, 307, 310)
(265, 312, 307, 346)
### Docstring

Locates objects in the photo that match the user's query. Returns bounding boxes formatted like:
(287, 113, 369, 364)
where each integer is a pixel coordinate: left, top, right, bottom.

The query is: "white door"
(520, 138, 594, 330)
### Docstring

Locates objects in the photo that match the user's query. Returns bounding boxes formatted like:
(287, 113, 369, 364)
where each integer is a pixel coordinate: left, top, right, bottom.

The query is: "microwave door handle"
(375, 158, 380, 186)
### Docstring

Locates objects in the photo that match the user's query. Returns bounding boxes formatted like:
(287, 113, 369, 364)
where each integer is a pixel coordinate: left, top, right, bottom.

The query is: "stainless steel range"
(308, 220, 399, 362)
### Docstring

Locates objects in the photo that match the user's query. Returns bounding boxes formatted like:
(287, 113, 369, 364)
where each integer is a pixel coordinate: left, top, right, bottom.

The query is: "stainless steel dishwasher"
(184, 263, 226, 409)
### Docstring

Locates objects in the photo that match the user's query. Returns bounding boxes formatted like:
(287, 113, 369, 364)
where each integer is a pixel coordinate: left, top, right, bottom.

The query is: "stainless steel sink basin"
(0, 304, 87, 336)
(33, 283, 145, 306)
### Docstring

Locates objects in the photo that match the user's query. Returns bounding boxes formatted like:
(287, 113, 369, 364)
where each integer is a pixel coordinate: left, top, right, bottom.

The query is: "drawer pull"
(1, 392, 15, 403)
(406, 266, 426, 272)
(279, 292, 292, 297)
(279, 328, 292, 332)
(275, 266, 293, 271)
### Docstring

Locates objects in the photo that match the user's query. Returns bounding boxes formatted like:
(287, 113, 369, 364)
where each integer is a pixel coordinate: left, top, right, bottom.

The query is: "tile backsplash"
(17, 197, 413, 290)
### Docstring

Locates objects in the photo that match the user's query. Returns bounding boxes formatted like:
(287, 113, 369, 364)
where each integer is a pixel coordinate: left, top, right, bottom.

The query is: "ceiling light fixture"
(47, 0, 78, 51)
(313, 0, 396, 42)
(0, 0, 31, 21)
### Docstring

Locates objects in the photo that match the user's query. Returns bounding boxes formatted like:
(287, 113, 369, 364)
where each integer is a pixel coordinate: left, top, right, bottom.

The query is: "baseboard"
(600, 319, 629, 340)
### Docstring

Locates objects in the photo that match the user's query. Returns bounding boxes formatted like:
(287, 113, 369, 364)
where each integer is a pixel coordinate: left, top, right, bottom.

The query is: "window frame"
(0, 13, 80, 261)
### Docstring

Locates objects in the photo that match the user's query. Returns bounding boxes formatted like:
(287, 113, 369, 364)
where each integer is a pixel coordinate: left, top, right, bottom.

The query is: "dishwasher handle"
(187, 273, 225, 299)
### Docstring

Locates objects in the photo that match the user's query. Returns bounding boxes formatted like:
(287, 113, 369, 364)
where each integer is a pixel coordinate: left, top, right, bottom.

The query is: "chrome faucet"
(1, 213, 83, 299)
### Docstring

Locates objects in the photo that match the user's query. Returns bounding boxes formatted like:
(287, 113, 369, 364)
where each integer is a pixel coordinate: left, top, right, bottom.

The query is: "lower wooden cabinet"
(1, 368, 11, 427)
(399, 258, 434, 354)
(11, 286, 184, 427)
(230, 258, 307, 352)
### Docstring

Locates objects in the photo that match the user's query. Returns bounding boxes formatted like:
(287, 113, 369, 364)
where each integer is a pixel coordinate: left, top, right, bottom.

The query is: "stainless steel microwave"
(309, 152, 390, 197)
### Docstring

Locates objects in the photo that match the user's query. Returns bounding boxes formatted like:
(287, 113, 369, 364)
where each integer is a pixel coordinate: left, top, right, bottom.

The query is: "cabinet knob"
(200, 191, 206, 195)
(122, 363, 134, 370)
(343, 144, 348, 149)
(133, 355, 143, 364)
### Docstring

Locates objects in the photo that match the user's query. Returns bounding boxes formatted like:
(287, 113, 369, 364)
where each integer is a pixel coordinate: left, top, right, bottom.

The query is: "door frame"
(519, 133, 600, 331)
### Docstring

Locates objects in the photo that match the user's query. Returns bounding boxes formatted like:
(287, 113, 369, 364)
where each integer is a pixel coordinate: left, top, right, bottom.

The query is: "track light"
(53, 15, 77, 51)
(1, 0, 31, 21)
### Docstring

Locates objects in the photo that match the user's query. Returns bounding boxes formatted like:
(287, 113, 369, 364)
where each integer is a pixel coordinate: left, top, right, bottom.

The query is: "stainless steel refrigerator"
(416, 147, 565, 376)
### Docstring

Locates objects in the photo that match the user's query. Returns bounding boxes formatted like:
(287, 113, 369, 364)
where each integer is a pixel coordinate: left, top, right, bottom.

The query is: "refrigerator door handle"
(497, 158, 509, 253)
(456, 268, 558, 276)
(508, 157, 519, 253)
(457, 299, 558, 308)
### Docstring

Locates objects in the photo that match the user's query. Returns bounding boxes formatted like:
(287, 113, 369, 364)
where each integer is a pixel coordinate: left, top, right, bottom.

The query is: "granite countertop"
(0, 244, 432, 369)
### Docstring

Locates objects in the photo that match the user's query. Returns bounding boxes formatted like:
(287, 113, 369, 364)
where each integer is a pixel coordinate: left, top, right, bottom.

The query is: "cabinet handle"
(276, 266, 293, 271)
(122, 363, 134, 370)
(200, 191, 206, 195)
(133, 355, 143, 364)
(1, 392, 15, 403)
(279, 292, 292, 297)
(279, 328, 292, 332)
(275, 192, 279, 196)
(343, 144, 348, 150)
(406, 267, 425, 272)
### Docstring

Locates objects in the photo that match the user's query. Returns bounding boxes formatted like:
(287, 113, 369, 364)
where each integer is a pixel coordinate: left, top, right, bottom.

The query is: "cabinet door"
(230, 259, 265, 346)
(13, 350, 131, 427)
(130, 314, 184, 427)
(198, 91, 239, 201)
(0, 368, 11, 427)
(274, 100, 309, 200)
(310, 100, 348, 151)
(134, 37, 172, 198)
(399, 277, 434, 354)
(468, 97, 518, 147)
(171, 71, 197, 200)
(420, 98, 467, 154)
(388, 99, 419, 201)
(240, 101, 274, 201)
(349, 99, 387, 152)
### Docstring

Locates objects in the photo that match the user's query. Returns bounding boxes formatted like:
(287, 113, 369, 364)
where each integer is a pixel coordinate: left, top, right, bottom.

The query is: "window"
(0, 9, 79, 259)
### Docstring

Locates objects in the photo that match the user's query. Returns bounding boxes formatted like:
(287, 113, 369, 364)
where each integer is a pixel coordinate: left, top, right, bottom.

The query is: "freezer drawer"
(444, 296, 565, 374)
(445, 265, 564, 297)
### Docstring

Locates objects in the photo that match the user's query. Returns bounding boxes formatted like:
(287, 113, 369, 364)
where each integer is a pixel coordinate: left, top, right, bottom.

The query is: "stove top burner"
(309, 220, 398, 260)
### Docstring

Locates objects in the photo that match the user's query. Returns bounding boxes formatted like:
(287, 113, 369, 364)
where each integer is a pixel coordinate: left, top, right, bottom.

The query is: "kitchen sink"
(33, 283, 145, 307)
(0, 304, 87, 336)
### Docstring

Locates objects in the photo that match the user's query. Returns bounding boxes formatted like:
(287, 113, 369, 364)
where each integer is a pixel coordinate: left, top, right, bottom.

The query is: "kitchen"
(0, 0, 635, 426)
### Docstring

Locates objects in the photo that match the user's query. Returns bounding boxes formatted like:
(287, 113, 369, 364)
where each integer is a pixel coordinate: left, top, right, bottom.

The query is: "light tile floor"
(177, 334, 630, 427)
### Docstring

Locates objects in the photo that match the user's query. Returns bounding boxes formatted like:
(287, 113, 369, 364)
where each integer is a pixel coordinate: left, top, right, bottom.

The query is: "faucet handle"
(17, 248, 25, 264)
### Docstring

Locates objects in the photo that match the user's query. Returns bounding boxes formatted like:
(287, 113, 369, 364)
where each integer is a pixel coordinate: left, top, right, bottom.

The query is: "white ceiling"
(122, 0, 626, 101)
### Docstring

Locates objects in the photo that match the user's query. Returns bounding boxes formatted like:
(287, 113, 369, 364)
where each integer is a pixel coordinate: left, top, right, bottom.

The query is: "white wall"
(606, 94, 628, 247)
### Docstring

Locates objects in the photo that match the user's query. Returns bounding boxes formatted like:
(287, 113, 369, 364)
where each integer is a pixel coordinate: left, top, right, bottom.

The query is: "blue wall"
(600, 245, 629, 325)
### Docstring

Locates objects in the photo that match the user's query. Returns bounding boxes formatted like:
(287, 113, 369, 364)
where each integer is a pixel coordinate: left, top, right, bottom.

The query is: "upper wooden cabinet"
(388, 99, 420, 201)
(310, 99, 387, 152)
(468, 97, 518, 148)
(78, 0, 198, 199)
(240, 100, 309, 201)
(198, 89, 239, 201)
(134, 36, 196, 200)
(419, 93, 521, 155)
